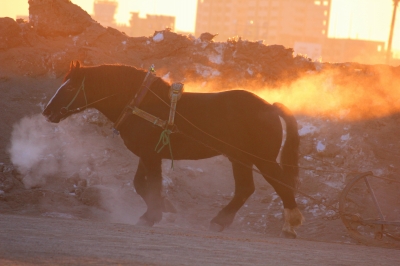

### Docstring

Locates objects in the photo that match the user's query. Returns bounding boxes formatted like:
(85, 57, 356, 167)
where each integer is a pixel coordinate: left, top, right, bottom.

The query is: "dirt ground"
(1, 0, 400, 264)
(1, 213, 400, 266)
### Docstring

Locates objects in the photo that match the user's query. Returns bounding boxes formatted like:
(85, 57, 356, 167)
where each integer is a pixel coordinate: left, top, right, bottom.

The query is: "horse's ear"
(69, 61, 81, 70)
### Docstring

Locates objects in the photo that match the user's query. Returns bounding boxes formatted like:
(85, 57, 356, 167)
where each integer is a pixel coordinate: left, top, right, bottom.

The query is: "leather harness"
(113, 65, 184, 135)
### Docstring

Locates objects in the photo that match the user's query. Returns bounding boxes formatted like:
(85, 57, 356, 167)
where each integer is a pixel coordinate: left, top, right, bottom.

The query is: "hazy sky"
(1, 0, 399, 54)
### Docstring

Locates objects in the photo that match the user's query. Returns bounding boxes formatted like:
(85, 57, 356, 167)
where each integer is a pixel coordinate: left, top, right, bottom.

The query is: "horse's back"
(177, 90, 282, 160)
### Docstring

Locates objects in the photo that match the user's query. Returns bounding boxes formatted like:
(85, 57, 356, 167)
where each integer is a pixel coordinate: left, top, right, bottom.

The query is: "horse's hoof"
(209, 222, 225, 232)
(136, 217, 154, 227)
(281, 230, 297, 239)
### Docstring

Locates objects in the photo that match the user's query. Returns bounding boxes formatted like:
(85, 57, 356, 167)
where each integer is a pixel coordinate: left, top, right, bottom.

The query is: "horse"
(42, 61, 304, 238)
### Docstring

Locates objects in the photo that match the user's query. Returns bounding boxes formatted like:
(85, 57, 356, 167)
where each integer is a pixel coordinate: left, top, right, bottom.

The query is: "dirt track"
(0, 214, 399, 265)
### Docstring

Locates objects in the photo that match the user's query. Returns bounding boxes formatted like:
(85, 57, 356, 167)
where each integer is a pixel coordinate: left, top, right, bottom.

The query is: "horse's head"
(43, 61, 87, 123)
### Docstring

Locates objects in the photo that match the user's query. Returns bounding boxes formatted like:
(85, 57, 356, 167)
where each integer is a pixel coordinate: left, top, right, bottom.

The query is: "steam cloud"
(8, 110, 143, 223)
(9, 113, 100, 189)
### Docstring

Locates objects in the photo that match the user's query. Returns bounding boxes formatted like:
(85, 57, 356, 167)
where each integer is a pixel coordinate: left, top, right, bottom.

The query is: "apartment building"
(92, 0, 118, 28)
(92, 0, 175, 37)
(129, 13, 175, 37)
(195, 0, 331, 48)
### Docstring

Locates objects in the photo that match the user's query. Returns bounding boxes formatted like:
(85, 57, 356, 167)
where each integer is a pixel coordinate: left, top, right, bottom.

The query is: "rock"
(29, 0, 95, 37)
(199, 32, 218, 42)
(0, 172, 16, 192)
(77, 186, 102, 207)
(0, 17, 24, 50)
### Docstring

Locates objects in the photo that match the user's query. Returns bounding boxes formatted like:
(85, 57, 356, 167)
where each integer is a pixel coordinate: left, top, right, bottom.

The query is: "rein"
(61, 77, 120, 114)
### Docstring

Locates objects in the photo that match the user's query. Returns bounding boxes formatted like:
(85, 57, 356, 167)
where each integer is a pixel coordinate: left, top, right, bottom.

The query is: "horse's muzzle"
(42, 109, 60, 123)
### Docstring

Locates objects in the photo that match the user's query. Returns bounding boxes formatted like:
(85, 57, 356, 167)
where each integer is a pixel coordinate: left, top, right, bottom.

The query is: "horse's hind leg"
(255, 161, 304, 238)
(210, 161, 255, 232)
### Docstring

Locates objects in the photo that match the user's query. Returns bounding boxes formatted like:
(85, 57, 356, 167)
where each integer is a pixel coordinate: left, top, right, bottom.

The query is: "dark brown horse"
(43, 62, 304, 237)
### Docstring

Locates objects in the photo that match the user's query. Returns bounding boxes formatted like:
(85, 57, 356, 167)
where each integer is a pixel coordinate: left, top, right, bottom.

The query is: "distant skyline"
(1, 0, 399, 56)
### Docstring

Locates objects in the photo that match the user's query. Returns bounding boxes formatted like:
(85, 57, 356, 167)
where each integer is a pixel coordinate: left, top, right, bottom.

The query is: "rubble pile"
(0, 0, 316, 84)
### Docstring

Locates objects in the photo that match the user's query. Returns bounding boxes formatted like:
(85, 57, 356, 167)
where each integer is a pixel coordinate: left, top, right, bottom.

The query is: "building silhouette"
(323, 38, 385, 64)
(91, 0, 175, 37)
(92, 0, 118, 28)
(195, 0, 385, 63)
(195, 0, 330, 47)
(129, 13, 175, 37)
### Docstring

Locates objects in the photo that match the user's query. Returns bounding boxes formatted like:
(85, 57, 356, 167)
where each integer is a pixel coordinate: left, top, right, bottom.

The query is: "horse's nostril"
(60, 107, 68, 115)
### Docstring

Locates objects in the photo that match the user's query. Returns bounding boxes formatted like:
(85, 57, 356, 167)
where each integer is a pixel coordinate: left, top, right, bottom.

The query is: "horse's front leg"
(133, 158, 147, 202)
(134, 159, 177, 221)
(135, 156, 164, 227)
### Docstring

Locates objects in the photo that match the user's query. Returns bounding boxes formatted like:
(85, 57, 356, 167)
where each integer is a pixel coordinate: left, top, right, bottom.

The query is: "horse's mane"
(64, 62, 171, 102)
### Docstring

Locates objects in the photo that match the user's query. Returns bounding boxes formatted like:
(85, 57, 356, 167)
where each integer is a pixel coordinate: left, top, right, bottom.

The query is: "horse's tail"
(273, 102, 299, 190)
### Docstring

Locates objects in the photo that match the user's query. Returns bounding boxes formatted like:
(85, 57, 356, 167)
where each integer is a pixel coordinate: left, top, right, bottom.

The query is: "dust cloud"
(185, 67, 400, 121)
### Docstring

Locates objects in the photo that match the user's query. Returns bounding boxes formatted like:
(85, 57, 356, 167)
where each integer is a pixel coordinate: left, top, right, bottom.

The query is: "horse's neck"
(90, 68, 146, 123)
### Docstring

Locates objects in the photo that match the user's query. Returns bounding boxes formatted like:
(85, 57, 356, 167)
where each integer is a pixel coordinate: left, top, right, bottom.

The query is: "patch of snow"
(271, 194, 279, 201)
(195, 65, 221, 78)
(208, 53, 223, 64)
(316, 141, 326, 152)
(325, 210, 336, 217)
(300, 198, 308, 205)
(42, 212, 74, 219)
(340, 133, 350, 141)
(153, 32, 164, 42)
(304, 155, 313, 161)
(373, 169, 385, 176)
(162, 174, 173, 188)
(208, 44, 224, 65)
(298, 124, 318, 136)
(308, 204, 323, 217)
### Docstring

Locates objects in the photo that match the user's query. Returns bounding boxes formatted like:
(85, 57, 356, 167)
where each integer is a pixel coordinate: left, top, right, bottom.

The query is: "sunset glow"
(1, 0, 399, 56)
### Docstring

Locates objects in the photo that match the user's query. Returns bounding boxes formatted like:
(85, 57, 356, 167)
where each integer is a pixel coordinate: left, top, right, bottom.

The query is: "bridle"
(60, 77, 88, 115)
(57, 76, 123, 115)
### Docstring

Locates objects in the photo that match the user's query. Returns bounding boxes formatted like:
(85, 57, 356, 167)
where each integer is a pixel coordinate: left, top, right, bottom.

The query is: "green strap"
(155, 129, 174, 168)
(66, 77, 86, 110)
